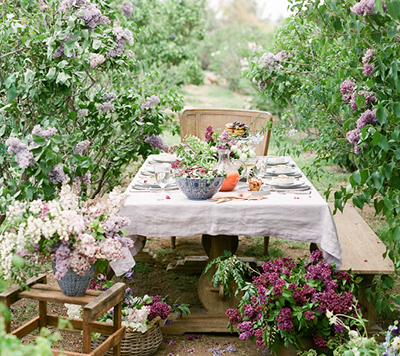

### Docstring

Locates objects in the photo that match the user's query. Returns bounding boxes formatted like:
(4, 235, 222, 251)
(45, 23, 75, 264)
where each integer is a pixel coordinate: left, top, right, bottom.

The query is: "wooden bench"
(329, 203, 394, 334)
(0, 275, 126, 356)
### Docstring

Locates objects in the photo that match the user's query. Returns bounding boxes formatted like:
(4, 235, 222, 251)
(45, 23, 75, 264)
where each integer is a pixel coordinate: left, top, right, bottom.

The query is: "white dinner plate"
(266, 156, 289, 165)
(237, 186, 271, 196)
(152, 154, 177, 163)
(267, 167, 297, 175)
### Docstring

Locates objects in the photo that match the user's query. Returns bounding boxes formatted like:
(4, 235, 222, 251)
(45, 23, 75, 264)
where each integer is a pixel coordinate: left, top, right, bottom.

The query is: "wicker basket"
(92, 317, 163, 356)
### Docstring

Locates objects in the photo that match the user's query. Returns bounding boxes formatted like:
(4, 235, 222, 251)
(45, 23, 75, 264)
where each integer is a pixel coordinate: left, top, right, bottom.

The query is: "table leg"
(82, 310, 92, 354)
(198, 235, 242, 314)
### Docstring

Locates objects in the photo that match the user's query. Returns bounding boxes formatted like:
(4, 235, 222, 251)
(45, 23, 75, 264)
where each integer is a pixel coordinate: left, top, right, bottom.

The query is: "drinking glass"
(154, 163, 172, 200)
(253, 157, 267, 179)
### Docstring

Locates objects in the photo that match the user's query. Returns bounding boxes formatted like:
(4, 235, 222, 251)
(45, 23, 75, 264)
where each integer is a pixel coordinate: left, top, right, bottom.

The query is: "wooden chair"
(179, 108, 273, 156)
(170, 108, 273, 250)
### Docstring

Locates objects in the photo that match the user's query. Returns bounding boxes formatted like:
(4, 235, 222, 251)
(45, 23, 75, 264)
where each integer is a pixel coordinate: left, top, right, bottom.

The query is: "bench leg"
(310, 243, 319, 253)
(263, 236, 270, 256)
(357, 274, 378, 329)
(171, 236, 176, 250)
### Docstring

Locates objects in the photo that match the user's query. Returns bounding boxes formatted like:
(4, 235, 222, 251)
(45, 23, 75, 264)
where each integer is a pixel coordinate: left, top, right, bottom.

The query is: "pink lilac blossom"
(145, 135, 169, 152)
(99, 238, 124, 260)
(204, 126, 214, 143)
(121, 1, 133, 17)
(81, 171, 91, 185)
(225, 308, 242, 325)
(62, 210, 85, 235)
(357, 108, 378, 129)
(73, 140, 91, 154)
(340, 79, 355, 95)
(363, 63, 374, 76)
(313, 334, 328, 348)
(304, 311, 315, 321)
(89, 53, 105, 68)
(350, 0, 376, 15)
(141, 95, 160, 110)
(346, 128, 361, 146)
(69, 250, 92, 275)
(76, 233, 99, 262)
(48, 165, 70, 184)
(310, 250, 324, 262)
(219, 130, 230, 143)
(362, 49, 375, 65)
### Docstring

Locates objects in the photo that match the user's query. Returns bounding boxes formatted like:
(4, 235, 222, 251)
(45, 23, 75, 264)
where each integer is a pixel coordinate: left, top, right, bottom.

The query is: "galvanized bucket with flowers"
(221, 250, 362, 355)
(0, 183, 133, 296)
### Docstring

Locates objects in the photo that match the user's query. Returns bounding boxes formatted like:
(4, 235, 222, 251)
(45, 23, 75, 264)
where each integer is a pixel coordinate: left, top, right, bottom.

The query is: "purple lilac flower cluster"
(145, 134, 169, 152)
(107, 24, 134, 58)
(53, 34, 76, 58)
(5, 137, 35, 169)
(80, 3, 110, 30)
(73, 140, 91, 155)
(121, 1, 133, 17)
(226, 251, 359, 352)
(141, 95, 160, 110)
(48, 165, 70, 184)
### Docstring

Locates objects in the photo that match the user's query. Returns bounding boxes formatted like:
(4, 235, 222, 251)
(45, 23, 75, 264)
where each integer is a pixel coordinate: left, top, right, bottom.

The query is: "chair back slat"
(179, 108, 273, 156)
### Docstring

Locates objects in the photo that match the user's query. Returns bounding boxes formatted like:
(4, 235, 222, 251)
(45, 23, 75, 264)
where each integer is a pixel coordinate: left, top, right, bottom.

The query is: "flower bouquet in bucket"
(0, 183, 134, 295)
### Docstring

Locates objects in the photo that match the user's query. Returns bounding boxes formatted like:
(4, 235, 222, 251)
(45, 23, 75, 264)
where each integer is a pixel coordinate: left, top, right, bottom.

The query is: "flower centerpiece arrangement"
(224, 250, 361, 355)
(0, 183, 133, 293)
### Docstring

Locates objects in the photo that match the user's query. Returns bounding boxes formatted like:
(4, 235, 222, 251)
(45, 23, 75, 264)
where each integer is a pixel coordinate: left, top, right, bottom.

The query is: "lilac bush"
(225, 251, 360, 354)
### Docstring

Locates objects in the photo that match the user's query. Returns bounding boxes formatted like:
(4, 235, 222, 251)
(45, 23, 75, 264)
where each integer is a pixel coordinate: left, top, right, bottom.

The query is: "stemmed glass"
(154, 163, 172, 200)
(253, 157, 267, 179)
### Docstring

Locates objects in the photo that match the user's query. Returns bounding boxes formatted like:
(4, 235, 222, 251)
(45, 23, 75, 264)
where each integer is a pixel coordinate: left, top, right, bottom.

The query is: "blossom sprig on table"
(0, 183, 133, 287)
(223, 250, 361, 354)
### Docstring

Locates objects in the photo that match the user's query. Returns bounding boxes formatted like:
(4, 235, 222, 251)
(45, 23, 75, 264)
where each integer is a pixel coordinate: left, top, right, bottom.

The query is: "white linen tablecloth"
(121, 156, 343, 269)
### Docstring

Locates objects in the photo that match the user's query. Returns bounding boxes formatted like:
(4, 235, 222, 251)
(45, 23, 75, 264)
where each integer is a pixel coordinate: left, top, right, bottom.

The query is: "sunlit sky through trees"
(208, 0, 290, 21)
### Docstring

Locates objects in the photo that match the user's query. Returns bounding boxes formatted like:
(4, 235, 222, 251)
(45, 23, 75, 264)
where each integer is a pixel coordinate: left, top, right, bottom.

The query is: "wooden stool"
(0, 274, 126, 356)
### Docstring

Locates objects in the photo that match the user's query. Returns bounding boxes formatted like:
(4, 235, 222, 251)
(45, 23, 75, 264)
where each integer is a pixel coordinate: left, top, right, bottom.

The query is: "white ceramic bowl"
(269, 165, 294, 174)
(271, 175, 295, 186)
(267, 156, 286, 164)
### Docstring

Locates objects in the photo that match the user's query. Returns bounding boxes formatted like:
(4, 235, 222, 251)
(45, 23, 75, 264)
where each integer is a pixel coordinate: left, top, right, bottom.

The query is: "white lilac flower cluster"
(141, 95, 160, 110)
(230, 138, 257, 162)
(0, 183, 131, 285)
(107, 22, 134, 58)
(89, 53, 105, 68)
(65, 303, 82, 319)
(78, 109, 89, 117)
(97, 102, 115, 113)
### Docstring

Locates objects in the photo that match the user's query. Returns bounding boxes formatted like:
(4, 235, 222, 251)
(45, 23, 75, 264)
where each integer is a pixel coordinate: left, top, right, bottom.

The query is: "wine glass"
(154, 163, 172, 200)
